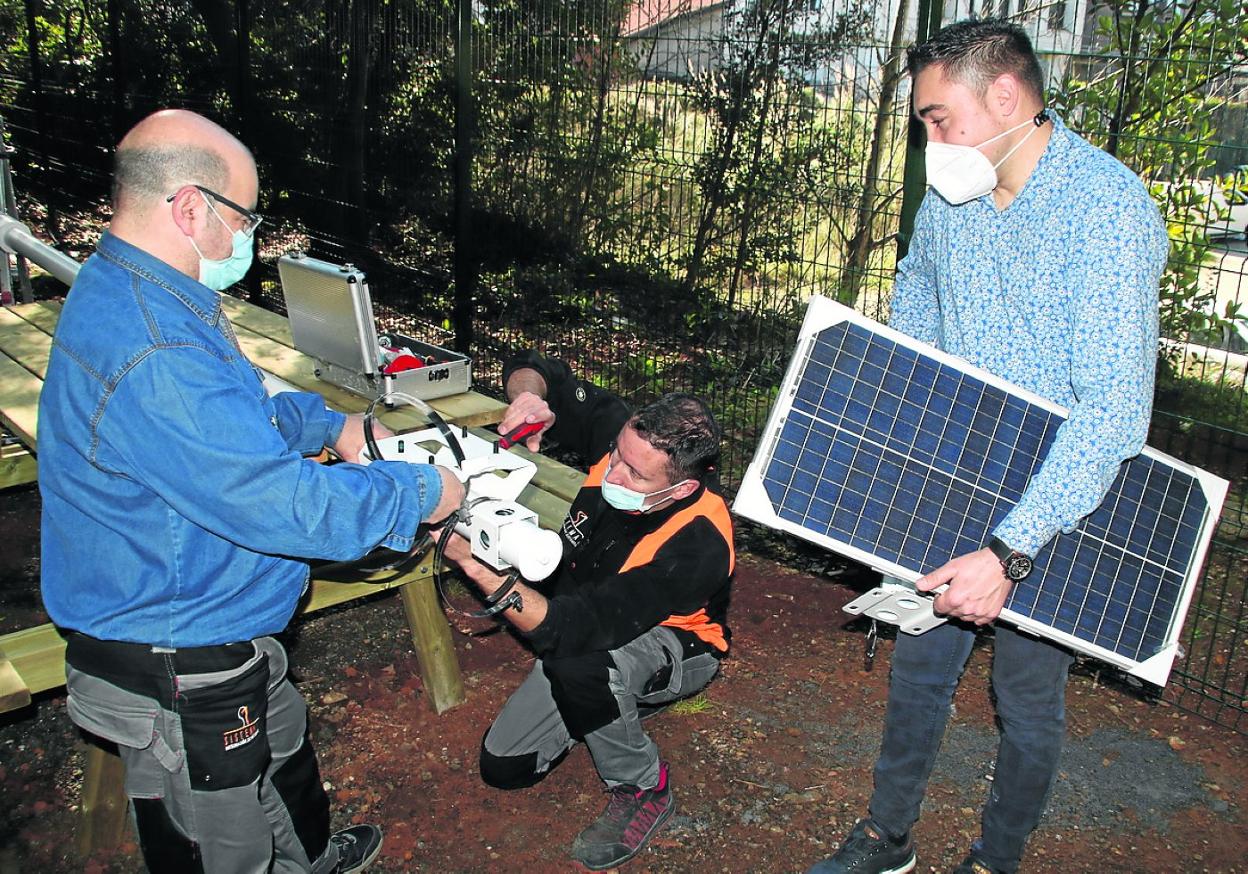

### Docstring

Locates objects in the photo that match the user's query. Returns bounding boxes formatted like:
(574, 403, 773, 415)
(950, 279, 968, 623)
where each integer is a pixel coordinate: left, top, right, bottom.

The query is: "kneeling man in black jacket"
(440, 351, 735, 870)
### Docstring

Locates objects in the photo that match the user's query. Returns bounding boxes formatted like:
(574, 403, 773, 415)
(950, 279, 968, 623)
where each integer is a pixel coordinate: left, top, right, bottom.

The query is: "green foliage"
(1155, 367, 1248, 432)
(1051, 0, 1248, 375)
(471, 0, 662, 248)
(680, 0, 871, 306)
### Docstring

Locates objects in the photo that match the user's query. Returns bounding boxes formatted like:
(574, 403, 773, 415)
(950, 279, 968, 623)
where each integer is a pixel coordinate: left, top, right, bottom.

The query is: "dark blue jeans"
(867, 623, 1073, 873)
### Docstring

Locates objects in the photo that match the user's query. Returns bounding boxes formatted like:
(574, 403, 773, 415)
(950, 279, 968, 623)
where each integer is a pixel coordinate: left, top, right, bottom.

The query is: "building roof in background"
(622, 0, 729, 38)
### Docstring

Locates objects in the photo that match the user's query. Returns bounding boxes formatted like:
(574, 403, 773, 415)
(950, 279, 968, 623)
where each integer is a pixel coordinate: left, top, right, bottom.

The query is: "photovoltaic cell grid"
(750, 317, 1213, 665)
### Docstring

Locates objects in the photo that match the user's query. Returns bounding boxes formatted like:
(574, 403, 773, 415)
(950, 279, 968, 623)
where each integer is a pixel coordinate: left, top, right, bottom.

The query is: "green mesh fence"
(0, 0, 1244, 729)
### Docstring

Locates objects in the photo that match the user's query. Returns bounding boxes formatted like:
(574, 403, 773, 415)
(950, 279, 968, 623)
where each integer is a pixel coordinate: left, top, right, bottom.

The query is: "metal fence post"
(106, 0, 126, 142)
(452, 0, 475, 354)
(894, 0, 941, 262)
(235, 0, 262, 299)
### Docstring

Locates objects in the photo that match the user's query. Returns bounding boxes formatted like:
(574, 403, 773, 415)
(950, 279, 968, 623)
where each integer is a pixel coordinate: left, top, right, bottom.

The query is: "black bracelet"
(472, 571, 523, 618)
(479, 589, 523, 617)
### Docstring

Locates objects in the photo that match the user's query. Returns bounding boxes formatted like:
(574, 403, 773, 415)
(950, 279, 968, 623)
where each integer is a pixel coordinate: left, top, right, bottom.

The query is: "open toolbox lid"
(277, 252, 471, 402)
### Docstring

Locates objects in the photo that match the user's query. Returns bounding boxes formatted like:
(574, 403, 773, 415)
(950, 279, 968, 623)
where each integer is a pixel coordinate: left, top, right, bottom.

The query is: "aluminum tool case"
(277, 253, 471, 403)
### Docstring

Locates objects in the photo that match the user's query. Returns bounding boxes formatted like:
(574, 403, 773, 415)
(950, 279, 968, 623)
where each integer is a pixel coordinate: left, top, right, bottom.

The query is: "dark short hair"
(907, 18, 1045, 103)
(630, 393, 722, 482)
(112, 145, 229, 209)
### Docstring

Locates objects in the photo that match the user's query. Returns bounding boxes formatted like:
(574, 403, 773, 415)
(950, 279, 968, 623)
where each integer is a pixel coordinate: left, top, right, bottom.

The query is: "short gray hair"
(112, 145, 229, 209)
(630, 393, 722, 482)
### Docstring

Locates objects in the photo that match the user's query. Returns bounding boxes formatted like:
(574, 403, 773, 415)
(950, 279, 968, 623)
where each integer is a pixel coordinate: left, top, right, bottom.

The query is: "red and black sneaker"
(571, 761, 675, 870)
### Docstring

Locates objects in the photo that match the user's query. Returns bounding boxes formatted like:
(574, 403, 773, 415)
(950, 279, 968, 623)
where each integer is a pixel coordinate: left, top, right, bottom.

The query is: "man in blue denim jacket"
(39, 109, 464, 873)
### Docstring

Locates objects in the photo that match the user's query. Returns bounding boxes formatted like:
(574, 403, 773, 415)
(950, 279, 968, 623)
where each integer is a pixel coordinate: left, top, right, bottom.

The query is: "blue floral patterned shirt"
(889, 114, 1168, 557)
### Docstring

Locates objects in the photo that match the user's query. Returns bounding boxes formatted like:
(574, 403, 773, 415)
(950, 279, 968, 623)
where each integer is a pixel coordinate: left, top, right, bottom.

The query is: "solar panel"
(733, 296, 1228, 685)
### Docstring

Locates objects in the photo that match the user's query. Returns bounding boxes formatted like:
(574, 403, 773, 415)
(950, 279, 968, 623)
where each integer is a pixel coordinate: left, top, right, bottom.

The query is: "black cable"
(363, 391, 465, 466)
(430, 507, 524, 621)
(315, 390, 469, 582)
(310, 531, 433, 582)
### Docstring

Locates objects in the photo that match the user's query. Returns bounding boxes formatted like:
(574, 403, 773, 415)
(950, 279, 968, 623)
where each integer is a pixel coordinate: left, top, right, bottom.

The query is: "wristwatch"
(987, 537, 1034, 582)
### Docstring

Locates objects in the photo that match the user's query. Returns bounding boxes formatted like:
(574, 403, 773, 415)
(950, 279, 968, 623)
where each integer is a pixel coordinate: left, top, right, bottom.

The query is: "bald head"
(112, 110, 254, 217)
(108, 110, 260, 280)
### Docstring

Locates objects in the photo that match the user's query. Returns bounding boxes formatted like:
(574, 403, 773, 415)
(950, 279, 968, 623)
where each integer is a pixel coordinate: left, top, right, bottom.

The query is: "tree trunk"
(682, 18, 770, 295)
(838, 0, 912, 306)
(573, 27, 621, 244)
(727, 16, 786, 309)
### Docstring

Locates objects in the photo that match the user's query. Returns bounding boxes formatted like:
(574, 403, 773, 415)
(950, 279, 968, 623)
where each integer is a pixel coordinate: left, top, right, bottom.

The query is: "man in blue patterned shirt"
(807, 19, 1167, 874)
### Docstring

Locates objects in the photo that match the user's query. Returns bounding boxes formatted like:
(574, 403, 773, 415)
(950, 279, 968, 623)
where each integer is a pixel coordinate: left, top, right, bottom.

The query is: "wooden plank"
(0, 354, 41, 449)
(76, 743, 128, 857)
(0, 444, 37, 489)
(426, 392, 507, 429)
(0, 306, 55, 378)
(516, 482, 575, 530)
(304, 556, 436, 613)
(8, 299, 62, 336)
(219, 294, 294, 345)
(0, 623, 67, 697)
(512, 445, 585, 504)
(0, 656, 32, 712)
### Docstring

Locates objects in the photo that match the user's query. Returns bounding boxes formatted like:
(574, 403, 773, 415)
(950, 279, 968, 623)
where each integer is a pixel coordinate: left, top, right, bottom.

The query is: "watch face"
(1005, 554, 1033, 581)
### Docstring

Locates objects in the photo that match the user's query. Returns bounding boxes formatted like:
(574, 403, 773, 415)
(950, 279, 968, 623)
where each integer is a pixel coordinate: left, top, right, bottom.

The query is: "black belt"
(63, 630, 255, 710)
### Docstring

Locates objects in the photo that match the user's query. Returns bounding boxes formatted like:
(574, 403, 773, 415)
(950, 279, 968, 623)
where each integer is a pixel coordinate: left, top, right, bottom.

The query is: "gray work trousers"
(481, 626, 721, 791)
(64, 635, 338, 874)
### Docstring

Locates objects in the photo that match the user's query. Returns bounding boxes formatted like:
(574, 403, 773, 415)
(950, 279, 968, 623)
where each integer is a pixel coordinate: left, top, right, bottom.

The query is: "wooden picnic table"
(0, 292, 587, 852)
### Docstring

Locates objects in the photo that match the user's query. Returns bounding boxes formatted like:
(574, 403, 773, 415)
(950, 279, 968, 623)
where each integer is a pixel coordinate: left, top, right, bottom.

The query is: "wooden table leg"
(76, 741, 129, 857)
(398, 564, 465, 714)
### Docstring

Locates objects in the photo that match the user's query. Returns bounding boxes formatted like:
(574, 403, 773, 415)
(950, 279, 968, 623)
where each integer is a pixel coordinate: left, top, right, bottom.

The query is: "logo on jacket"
(223, 705, 261, 751)
(562, 510, 589, 547)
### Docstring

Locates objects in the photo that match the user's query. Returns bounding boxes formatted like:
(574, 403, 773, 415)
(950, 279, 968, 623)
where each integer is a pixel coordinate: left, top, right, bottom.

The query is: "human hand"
(332, 413, 392, 464)
(498, 391, 554, 452)
(915, 548, 1012, 625)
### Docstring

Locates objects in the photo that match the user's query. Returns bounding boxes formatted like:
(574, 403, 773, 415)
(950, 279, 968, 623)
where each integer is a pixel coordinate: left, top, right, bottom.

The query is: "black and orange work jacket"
(504, 351, 735, 661)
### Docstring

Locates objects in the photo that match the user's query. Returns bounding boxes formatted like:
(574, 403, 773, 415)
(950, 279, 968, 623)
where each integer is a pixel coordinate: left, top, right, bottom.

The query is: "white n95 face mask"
(925, 111, 1049, 205)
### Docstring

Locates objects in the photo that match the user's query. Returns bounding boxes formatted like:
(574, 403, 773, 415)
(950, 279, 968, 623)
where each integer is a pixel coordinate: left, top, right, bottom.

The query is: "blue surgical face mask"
(601, 459, 691, 513)
(186, 199, 255, 290)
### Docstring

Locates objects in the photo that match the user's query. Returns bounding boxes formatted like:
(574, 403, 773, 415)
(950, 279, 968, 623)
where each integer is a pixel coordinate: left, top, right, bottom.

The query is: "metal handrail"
(0, 215, 80, 287)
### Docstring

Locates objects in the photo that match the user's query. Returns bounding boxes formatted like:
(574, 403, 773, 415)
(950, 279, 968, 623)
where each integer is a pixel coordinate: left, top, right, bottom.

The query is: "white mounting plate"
(843, 584, 948, 636)
(363, 428, 536, 503)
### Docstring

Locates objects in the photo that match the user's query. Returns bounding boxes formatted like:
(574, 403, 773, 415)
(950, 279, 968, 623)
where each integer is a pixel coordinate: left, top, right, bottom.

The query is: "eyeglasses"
(166, 184, 264, 238)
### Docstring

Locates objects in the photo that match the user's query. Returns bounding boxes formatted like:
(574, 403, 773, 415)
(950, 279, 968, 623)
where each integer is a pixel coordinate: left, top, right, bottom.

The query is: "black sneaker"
(331, 824, 383, 873)
(951, 853, 1004, 874)
(806, 818, 916, 874)
(570, 761, 675, 870)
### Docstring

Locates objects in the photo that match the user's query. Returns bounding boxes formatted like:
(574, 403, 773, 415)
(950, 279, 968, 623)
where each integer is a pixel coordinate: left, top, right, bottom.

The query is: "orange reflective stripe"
(619, 491, 735, 575)
(660, 610, 728, 652)
(620, 490, 735, 652)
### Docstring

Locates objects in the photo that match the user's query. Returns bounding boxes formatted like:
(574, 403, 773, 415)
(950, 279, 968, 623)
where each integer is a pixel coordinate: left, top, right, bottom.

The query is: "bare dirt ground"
(1, 482, 1246, 873)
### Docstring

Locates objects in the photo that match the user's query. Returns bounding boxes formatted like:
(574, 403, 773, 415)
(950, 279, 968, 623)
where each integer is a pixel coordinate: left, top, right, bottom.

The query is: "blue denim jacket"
(39, 232, 444, 646)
